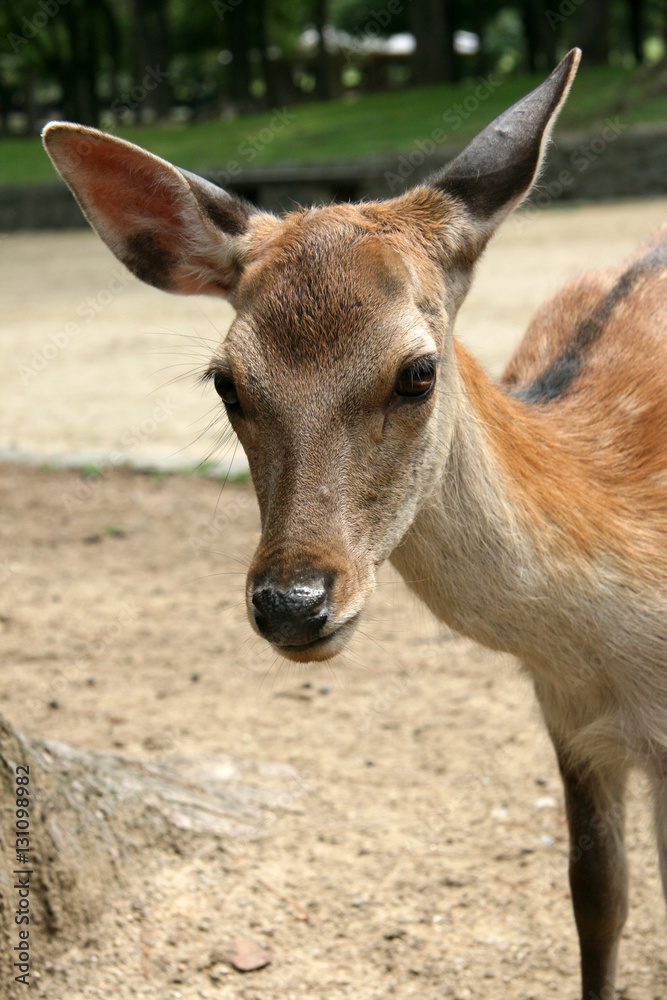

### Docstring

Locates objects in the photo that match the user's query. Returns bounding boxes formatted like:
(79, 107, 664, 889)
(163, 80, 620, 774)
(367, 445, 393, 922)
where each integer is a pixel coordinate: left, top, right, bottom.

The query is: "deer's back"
(501, 221, 667, 514)
(494, 224, 667, 759)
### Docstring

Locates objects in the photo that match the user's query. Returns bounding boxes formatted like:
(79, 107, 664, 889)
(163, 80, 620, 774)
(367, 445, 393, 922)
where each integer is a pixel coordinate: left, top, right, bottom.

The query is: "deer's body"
(43, 49, 667, 998)
(394, 228, 667, 768)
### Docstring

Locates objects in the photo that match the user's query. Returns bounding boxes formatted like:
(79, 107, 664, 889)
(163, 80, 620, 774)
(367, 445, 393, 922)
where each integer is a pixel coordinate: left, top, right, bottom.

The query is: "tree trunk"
(228, 0, 252, 108)
(410, 0, 454, 86)
(522, 0, 556, 73)
(255, 0, 280, 109)
(131, 0, 172, 119)
(0, 712, 304, 998)
(629, 0, 645, 65)
(572, 0, 609, 66)
(313, 0, 331, 101)
(57, 3, 101, 126)
(99, 0, 125, 104)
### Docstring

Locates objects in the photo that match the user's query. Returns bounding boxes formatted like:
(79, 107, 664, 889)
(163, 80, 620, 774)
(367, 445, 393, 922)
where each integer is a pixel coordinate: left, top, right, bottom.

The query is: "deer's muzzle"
(247, 555, 367, 662)
(251, 571, 332, 648)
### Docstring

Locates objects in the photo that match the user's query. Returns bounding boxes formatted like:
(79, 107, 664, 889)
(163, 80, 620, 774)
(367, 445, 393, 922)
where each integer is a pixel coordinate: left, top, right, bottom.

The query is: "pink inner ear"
(48, 127, 241, 298)
(65, 135, 184, 235)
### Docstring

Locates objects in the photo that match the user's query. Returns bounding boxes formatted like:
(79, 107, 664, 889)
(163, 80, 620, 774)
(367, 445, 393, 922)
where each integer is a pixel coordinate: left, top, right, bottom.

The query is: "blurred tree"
(628, 0, 646, 64)
(2, 0, 121, 129)
(228, 0, 252, 106)
(169, 0, 226, 114)
(169, 0, 307, 113)
(313, 0, 331, 99)
(572, 0, 610, 65)
(410, 0, 455, 84)
(255, 0, 272, 103)
(330, 0, 408, 34)
(2, 0, 666, 136)
(453, 0, 502, 76)
(131, 0, 172, 118)
(522, 0, 556, 71)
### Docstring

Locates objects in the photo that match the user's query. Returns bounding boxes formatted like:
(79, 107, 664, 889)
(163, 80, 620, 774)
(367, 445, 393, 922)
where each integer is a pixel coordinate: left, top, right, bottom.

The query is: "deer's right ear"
(432, 49, 580, 239)
(42, 122, 272, 297)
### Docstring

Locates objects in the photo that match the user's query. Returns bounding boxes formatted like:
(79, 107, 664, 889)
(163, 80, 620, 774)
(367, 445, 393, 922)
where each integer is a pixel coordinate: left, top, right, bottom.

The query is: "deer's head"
(44, 51, 579, 662)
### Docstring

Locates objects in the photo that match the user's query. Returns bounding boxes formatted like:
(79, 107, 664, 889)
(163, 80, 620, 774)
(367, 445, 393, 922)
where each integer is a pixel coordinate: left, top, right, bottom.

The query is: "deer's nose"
(251, 573, 331, 647)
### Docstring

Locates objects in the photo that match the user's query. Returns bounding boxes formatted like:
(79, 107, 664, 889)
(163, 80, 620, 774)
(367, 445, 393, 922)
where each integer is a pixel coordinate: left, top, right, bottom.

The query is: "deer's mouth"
(276, 613, 361, 662)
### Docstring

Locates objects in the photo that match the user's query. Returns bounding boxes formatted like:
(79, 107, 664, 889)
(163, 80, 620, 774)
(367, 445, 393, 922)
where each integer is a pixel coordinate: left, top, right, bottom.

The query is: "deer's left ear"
(432, 49, 580, 236)
(42, 123, 273, 297)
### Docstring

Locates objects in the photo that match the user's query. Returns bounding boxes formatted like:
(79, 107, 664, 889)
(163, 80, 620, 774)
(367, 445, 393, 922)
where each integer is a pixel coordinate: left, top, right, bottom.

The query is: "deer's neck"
(390, 341, 622, 662)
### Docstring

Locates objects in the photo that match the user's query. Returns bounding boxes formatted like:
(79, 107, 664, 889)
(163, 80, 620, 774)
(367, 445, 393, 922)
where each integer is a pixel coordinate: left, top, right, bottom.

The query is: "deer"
(43, 48, 667, 998)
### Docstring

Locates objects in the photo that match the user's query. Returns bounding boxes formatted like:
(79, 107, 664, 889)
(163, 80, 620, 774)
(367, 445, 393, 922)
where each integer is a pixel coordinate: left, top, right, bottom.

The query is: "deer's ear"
(42, 122, 268, 297)
(432, 49, 580, 234)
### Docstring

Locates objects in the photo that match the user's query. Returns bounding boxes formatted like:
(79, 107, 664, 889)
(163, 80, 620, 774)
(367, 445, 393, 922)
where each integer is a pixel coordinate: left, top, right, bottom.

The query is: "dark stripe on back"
(514, 241, 667, 405)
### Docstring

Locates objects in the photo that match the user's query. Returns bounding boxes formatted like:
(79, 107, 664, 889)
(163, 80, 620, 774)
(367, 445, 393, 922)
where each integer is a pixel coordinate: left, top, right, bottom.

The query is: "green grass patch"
(0, 65, 659, 187)
(104, 523, 127, 537)
(185, 460, 251, 481)
(78, 464, 106, 479)
(225, 467, 252, 483)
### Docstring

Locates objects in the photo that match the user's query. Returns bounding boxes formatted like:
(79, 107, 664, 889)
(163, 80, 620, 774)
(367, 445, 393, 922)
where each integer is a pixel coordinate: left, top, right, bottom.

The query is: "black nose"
(251, 573, 332, 647)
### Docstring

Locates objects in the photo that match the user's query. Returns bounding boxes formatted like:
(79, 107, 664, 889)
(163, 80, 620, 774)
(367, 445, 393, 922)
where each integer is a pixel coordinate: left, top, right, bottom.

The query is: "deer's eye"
(213, 373, 240, 407)
(395, 357, 437, 398)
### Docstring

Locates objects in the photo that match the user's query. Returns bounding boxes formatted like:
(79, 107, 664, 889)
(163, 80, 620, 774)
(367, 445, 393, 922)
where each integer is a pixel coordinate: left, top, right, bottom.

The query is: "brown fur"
(500, 230, 667, 568)
(42, 51, 666, 997)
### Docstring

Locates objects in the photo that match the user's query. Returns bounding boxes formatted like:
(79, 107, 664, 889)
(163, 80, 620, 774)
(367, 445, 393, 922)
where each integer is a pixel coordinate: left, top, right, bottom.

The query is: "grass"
(187, 461, 251, 482)
(0, 64, 664, 186)
(35, 460, 251, 482)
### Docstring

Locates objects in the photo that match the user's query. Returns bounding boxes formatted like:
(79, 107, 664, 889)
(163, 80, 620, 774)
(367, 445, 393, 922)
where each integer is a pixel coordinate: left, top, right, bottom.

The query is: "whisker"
(181, 570, 247, 586)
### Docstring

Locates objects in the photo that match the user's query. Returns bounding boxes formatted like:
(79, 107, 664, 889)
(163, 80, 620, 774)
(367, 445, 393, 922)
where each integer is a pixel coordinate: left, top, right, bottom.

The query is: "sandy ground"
(1, 467, 665, 1000)
(1, 200, 667, 999)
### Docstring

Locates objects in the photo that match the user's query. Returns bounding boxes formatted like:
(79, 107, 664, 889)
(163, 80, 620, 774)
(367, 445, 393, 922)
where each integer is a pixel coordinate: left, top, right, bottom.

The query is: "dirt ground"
(1, 199, 667, 999)
(1, 466, 666, 1000)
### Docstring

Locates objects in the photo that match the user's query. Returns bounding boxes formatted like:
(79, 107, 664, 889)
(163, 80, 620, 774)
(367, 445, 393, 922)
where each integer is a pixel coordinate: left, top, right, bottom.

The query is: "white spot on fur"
(615, 389, 648, 418)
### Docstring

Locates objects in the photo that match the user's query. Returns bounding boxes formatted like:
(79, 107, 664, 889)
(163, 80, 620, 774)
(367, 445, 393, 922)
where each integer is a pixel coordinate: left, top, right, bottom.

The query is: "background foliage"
(0, 0, 666, 184)
(2, 0, 666, 130)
